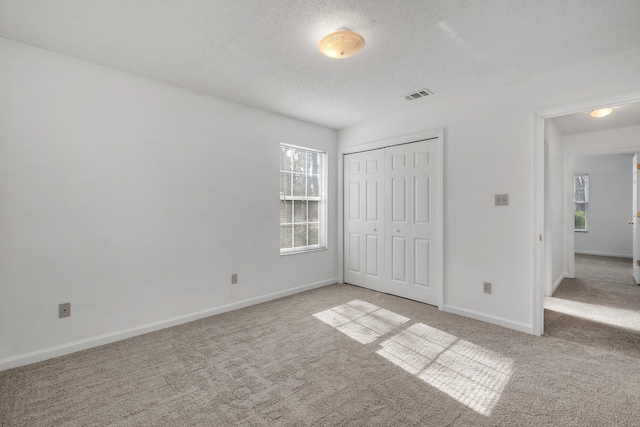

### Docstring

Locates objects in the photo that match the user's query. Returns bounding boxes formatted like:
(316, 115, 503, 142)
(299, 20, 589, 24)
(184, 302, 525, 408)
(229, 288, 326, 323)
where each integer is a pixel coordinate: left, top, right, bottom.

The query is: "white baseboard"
(551, 274, 565, 294)
(574, 250, 632, 258)
(0, 278, 336, 372)
(443, 305, 533, 335)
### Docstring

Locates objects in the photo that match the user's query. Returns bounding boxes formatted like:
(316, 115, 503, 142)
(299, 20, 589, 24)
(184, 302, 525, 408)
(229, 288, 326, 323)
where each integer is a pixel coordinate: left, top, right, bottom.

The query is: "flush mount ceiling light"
(318, 29, 365, 59)
(589, 108, 613, 118)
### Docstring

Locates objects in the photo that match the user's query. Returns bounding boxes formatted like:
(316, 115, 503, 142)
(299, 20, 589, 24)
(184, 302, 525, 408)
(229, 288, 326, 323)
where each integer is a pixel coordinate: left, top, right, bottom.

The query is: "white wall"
(0, 38, 337, 369)
(544, 120, 565, 295)
(563, 125, 640, 153)
(339, 47, 640, 333)
(573, 154, 633, 258)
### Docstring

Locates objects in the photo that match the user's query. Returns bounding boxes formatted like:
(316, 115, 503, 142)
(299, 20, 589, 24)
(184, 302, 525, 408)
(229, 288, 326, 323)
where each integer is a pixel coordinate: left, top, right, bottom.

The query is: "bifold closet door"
(344, 149, 385, 291)
(344, 138, 439, 306)
(384, 140, 439, 305)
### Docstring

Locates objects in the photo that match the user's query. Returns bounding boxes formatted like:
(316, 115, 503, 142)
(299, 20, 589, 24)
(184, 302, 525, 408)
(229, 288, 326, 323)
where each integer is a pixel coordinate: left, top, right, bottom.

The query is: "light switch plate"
(495, 194, 509, 206)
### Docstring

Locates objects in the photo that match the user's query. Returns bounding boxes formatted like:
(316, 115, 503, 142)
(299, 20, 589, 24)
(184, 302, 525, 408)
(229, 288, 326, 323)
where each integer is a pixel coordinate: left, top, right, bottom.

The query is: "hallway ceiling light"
(318, 29, 365, 59)
(589, 108, 613, 118)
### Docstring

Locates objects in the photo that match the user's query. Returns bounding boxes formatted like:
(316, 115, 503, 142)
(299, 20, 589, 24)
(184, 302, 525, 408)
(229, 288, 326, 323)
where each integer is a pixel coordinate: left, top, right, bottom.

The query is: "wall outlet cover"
(483, 282, 492, 294)
(59, 302, 71, 318)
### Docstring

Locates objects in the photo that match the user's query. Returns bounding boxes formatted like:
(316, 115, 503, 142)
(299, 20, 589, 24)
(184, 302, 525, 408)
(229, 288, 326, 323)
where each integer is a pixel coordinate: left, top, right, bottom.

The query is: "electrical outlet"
(495, 194, 509, 206)
(483, 282, 492, 294)
(59, 302, 71, 318)
(231, 273, 238, 284)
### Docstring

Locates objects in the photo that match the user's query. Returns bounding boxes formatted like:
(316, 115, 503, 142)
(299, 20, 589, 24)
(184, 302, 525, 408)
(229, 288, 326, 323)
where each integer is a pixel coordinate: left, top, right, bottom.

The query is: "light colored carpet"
(545, 254, 640, 358)
(2, 281, 639, 426)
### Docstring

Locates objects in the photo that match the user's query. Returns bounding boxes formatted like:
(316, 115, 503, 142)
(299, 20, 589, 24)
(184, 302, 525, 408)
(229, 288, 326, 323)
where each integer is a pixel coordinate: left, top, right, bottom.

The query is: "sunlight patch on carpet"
(313, 299, 410, 344)
(545, 296, 640, 331)
(313, 301, 513, 416)
(377, 323, 513, 416)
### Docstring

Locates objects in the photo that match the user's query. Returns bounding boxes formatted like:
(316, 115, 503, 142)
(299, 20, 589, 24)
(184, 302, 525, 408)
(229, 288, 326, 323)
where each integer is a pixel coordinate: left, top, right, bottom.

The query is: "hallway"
(544, 254, 640, 358)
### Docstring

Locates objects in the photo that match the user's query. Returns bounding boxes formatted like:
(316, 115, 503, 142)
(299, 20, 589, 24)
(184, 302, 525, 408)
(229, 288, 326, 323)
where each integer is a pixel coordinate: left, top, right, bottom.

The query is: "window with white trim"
(574, 174, 589, 231)
(280, 144, 327, 254)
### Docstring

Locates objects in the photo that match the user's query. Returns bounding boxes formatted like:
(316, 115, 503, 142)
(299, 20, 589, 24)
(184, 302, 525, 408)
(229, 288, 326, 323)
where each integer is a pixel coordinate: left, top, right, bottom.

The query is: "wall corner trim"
(0, 278, 336, 372)
(574, 250, 632, 259)
(552, 274, 565, 294)
(443, 305, 533, 335)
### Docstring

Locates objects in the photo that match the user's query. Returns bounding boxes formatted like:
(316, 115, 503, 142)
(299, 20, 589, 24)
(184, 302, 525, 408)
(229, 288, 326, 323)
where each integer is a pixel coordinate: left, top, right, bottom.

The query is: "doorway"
(535, 98, 640, 340)
(544, 148, 640, 355)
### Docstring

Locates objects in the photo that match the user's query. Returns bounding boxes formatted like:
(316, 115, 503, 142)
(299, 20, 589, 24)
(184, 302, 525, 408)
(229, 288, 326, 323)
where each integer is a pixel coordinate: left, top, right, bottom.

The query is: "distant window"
(280, 144, 327, 254)
(574, 174, 589, 231)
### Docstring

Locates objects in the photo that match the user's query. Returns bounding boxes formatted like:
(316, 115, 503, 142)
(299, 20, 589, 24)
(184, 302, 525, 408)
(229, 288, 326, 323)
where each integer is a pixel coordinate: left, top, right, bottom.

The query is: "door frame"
(532, 91, 640, 336)
(337, 128, 445, 310)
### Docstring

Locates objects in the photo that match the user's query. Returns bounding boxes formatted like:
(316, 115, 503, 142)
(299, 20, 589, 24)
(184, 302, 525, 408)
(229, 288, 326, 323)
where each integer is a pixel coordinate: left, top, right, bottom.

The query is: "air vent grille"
(403, 88, 433, 101)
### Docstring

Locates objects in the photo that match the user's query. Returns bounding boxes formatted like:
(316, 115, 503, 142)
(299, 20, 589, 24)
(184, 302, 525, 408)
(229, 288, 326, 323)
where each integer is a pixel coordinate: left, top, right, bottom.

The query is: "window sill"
(575, 229, 589, 233)
(280, 246, 328, 256)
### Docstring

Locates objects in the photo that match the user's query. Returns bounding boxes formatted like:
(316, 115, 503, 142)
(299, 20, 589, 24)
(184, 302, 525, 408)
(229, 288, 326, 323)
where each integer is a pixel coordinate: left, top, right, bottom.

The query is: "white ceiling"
(550, 102, 640, 136)
(1, 0, 640, 129)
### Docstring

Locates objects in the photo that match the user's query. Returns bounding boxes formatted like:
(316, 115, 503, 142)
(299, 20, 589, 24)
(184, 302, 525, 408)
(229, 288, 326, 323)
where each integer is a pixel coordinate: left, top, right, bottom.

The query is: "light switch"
(495, 194, 509, 206)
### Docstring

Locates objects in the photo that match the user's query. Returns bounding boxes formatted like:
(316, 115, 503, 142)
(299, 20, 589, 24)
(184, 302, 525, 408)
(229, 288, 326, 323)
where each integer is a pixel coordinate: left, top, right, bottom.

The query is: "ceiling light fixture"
(318, 29, 365, 59)
(589, 108, 613, 118)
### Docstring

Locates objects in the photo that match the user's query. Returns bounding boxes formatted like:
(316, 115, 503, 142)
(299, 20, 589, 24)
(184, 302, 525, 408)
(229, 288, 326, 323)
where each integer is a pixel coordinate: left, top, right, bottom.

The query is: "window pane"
(280, 225, 292, 248)
(280, 200, 292, 223)
(281, 146, 293, 171)
(293, 149, 306, 172)
(280, 146, 286, 171)
(575, 203, 587, 230)
(309, 224, 319, 245)
(307, 175, 319, 197)
(294, 224, 308, 247)
(308, 201, 319, 222)
(307, 151, 320, 175)
(293, 173, 306, 196)
(574, 174, 588, 230)
(294, 200, 307, 223)
(281, 172, 292, 197)
(574, 175, 588, 202)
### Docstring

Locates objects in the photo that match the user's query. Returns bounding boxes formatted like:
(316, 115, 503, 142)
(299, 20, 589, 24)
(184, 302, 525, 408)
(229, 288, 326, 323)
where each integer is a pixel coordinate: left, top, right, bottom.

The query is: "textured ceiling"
(550, 102, 640, 136)
(1, 0, 640, 129)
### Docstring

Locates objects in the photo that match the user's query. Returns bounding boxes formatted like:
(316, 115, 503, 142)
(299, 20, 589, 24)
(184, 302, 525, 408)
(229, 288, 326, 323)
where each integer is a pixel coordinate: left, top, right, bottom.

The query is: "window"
(280, 144, 326, 254)
(574, 174, 589, 231)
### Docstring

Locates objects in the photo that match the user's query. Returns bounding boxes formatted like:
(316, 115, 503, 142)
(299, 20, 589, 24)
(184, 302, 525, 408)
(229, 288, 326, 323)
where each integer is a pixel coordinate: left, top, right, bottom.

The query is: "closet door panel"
(410, 142, 439, 305)
(366, 235, 380, 277)
(391, 236, 408, 282)
(385, 140, 439, 304)
(414, 238, 431, 287)
(348, 233, 361, 273)
(385, 145, 412, 298)
(344, 149, 385, 291)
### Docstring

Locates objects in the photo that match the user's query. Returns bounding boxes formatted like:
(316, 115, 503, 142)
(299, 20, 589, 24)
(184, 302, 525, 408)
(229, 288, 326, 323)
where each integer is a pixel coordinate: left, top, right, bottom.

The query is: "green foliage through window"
(574, 210, 586, 230)
(574, 174, 588, 231)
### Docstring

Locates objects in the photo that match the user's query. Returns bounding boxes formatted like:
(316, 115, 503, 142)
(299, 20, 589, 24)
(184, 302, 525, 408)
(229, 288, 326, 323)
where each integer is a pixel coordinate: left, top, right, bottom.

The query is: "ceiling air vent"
(403, 88, 433, 101)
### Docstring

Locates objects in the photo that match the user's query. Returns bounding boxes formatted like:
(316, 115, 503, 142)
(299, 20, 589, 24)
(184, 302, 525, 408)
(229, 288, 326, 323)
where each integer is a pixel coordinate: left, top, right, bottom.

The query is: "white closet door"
(385, 140, 439, 305)
(344, 149, 385, 291)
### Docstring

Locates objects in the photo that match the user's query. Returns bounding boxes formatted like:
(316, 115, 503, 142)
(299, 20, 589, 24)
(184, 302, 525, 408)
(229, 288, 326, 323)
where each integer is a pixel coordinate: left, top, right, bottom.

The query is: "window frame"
(574, 174, 589, 232)
(280, 143, 328, 255)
